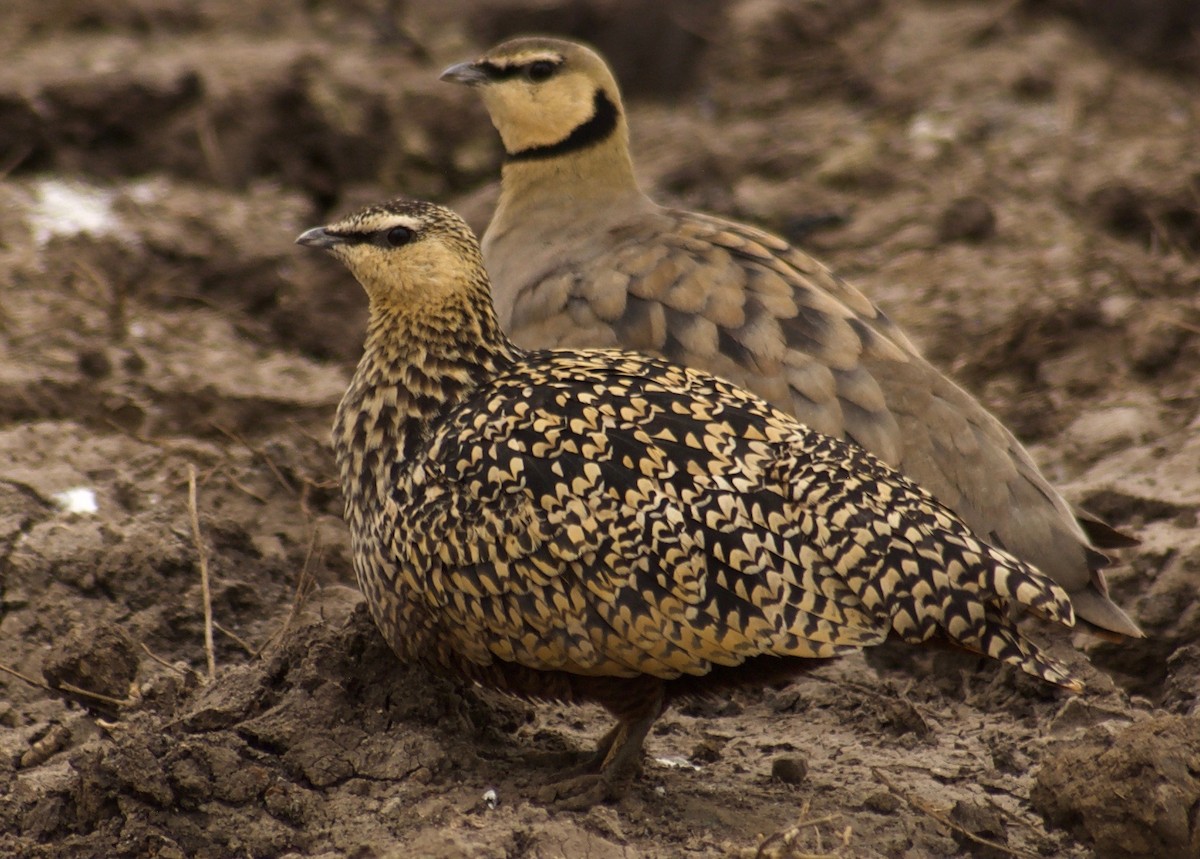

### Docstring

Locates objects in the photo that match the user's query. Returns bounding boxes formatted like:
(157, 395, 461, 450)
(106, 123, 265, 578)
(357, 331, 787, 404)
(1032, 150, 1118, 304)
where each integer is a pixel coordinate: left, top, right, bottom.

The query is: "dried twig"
(753, 801, 847, 859)
(0, 142, 33, 181)
(187, 464, 217, 682)
(73, 257, 126, 343)
(139, 642, 198, 680)
(984, 795, 1044, 837)
(214, 621, 257, 656)
(208, 422, 296, 495)
(99, 416, 162, 448)
(222, 467, 270, 505)
(56, 681, 135, 710)
(1, 661, 136, 709)
(194, 105, 234, 188)
(254, 528, 320, 657)
(871, 768, 1039, 859)
(0, 661, 52, 692)
(1159, 314, 1200, 336)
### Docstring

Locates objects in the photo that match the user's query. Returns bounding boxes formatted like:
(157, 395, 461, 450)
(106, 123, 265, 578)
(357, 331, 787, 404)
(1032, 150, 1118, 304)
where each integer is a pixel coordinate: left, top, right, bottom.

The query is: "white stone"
(53, 487, 98, 515)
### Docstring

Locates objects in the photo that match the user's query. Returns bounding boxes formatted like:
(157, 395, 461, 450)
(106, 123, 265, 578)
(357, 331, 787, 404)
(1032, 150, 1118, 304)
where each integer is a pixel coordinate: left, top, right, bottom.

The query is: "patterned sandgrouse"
(440, 36, 1141, 640)
(298, 198, 1082, 808)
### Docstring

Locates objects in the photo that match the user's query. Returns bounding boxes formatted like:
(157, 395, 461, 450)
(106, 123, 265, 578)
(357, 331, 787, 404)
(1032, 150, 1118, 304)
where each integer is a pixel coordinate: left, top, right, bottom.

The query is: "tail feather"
(970, 605, 1082, 692)
(776, 433, 1087, 691)
(924, 541, 1083, 690)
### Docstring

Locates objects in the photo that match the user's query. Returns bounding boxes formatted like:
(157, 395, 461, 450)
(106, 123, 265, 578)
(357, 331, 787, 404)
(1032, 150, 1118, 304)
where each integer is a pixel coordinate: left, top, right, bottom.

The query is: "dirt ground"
(1, 1, 1198, 857)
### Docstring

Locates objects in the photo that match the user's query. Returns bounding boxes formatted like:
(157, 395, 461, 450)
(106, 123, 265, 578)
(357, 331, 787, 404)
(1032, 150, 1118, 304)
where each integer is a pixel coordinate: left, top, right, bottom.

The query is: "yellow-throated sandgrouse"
(298, 198, 1082, 808)
(440, 36, 1141, 640)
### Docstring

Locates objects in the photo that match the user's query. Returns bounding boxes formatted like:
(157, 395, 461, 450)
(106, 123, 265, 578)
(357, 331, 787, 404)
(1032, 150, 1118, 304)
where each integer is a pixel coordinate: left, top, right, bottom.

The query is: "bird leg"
(535, 684, 665, 810)
(515, 721, 623, 774)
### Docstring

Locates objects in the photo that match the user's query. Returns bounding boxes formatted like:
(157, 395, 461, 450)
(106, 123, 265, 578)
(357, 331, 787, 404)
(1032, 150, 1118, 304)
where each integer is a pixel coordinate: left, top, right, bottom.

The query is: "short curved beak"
(439, 61, 489, 87)
(295, 226, 343, 249)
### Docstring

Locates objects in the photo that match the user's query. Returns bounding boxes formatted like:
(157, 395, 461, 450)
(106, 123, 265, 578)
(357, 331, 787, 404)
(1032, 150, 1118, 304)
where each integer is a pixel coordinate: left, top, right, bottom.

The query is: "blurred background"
(1, 2, 1198, 857)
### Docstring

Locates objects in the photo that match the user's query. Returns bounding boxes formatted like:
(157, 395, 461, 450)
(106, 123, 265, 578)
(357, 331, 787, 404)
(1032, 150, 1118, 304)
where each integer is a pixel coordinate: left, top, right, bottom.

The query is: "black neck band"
(506, 90, 619, 163)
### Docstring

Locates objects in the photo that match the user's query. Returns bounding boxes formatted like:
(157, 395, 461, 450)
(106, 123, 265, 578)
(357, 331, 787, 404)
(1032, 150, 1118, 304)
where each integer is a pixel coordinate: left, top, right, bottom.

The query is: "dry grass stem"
(0, 661, 52, 692)
(56, 681, 136, 710)
(1, 661, 136, 709)
(188, 464, 217, 682)
(139, 642, 197, 679)
(214, 621, 257, 656)
(255, 529, 320, 658)
(752, 801, 848, 859)
(872, 768, 1040, 859)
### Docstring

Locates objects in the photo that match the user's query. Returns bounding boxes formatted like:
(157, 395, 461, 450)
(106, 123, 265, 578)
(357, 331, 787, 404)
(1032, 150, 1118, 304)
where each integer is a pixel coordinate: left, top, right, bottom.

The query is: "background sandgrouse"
(298, 197, 1083, 809)
(440, 36, 1142, 640)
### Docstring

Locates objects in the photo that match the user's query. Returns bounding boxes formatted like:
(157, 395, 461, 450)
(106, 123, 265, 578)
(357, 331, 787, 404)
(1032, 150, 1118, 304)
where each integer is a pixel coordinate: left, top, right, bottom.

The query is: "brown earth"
(1, 1, 1198, 857)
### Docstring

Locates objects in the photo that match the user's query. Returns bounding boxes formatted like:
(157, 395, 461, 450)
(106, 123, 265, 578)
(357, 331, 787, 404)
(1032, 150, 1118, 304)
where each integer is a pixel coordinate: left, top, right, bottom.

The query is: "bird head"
(296, 200, 489, 317)
(440, 36, 626, 161)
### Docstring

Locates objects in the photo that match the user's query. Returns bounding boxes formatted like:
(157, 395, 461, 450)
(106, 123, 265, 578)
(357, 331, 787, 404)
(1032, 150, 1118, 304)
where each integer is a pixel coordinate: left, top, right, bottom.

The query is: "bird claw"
(535, 772, 626, 810)
(533, 745, 642, 810)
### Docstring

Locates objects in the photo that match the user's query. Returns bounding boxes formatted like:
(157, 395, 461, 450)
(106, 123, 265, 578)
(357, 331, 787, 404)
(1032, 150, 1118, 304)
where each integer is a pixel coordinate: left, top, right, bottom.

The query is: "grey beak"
(295, 226, 343, 249)
(439, 61, 490, 87)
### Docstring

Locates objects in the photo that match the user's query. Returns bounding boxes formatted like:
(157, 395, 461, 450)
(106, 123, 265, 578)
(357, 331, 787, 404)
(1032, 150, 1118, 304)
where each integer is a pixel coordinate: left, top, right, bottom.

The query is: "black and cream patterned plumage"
(440, 36, 1142, 641)
(298, 199, 1082, 808)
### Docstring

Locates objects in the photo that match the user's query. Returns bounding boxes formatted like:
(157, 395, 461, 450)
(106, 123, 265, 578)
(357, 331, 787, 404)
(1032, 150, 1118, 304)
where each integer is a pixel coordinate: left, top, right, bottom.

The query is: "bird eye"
(385, 226, 414, 247)
(526, 60, 556, 83)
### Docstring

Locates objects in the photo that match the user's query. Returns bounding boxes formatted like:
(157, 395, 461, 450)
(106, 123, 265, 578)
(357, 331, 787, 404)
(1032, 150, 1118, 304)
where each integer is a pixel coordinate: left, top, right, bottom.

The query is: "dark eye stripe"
(324, 229, 371, 245)
(322, 226, 419, 247)
(477, 57, 563, 81)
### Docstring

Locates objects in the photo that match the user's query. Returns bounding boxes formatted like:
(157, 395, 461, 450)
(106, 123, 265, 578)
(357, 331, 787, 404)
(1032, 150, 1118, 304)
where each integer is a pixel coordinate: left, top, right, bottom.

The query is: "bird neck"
(333, 292, 518, 524)
(495, 118, 645, 223)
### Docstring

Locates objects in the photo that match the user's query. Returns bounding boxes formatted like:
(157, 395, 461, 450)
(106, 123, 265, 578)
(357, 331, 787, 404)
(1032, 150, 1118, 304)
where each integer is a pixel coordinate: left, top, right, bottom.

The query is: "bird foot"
(528, 693, 660, 810)
(534, 770, 630, 810)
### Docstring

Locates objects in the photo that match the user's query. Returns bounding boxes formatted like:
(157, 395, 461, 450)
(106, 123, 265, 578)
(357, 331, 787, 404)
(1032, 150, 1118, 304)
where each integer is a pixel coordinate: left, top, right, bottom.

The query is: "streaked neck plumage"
(333, 286, 519, 527)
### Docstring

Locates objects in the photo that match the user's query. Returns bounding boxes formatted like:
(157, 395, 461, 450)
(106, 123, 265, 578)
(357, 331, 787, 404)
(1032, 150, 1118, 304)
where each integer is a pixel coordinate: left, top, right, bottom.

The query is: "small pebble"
(1088, 183, 1148, 238)
(654, 755, 700, 771)
(1012, 67, 1055, 98)
(42, 622, 139, 710)
(122, 350, 147, 374)
(949, 799, 1007, 849)
(938, 196, 996, 242)
(1126, 313, 1185, 372)
(863, 790, 902, 813)
(77, 349, 112, 379)
(771, 756, 808, 785)
(690, 737, 724, 764)
(53, 487, 99, 515)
